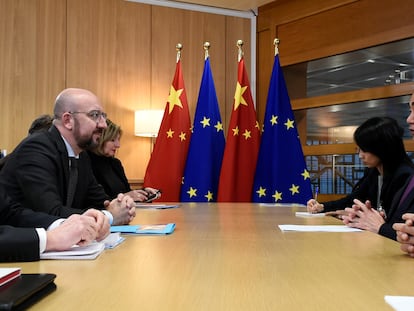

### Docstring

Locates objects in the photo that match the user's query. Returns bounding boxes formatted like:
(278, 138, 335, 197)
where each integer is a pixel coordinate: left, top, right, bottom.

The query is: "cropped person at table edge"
(0, 88, 135, 225)
(391, 94, 414, 255)
(0, 186, 109, 262)
(87, 119, 160, 202)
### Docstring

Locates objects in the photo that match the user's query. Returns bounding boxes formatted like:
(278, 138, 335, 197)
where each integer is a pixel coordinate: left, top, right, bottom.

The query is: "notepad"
(0, 268, 21, 287)
(102, 232, 125, 249)
(40, 242, 105, 260)
(111, 223, 176, 235)
(135, 203, 180, 209)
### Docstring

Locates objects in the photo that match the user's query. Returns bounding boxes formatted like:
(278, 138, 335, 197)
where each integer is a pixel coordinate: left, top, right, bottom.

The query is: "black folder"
(0, 273, 56, 310)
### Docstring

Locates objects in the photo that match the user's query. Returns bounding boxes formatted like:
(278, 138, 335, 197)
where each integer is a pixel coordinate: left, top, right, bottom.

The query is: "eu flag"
(252, 53, 312, 204)
(180, 57, 225, 202)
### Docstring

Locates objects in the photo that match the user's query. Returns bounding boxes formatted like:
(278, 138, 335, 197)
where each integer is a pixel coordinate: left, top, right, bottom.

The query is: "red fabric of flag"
(143, 60, 191, 201)
(217, 57, 260, 202)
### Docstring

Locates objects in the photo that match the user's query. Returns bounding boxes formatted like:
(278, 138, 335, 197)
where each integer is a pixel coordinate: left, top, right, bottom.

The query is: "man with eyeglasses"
(0, 88, 135, 225)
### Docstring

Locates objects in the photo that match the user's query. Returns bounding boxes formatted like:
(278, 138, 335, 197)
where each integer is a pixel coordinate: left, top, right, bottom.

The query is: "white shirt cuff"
(102, 210, 113, 225)
(36, 228, 47, 254)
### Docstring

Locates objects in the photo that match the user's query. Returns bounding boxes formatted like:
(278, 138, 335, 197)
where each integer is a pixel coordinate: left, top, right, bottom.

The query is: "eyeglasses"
(69, 110, 107, 122)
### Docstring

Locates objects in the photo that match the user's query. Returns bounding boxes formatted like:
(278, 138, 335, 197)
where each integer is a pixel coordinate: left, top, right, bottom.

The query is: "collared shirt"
(60, 135, 113, 223)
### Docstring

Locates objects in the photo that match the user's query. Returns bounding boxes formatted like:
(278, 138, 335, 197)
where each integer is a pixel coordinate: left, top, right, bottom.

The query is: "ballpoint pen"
(314, 186, 319, 202)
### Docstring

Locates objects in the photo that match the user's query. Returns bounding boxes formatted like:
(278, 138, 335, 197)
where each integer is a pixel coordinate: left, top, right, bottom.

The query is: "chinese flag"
(143, 59, 191, 201)
(217, 57, 260, 202)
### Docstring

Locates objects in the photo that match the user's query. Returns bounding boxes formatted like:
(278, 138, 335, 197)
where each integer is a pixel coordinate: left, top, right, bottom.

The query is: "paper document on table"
(259, 203, 306, 207)
(278, 225, 362, 232)
(102, 232, 125, 249)
(385, 296, 414, 311)
(40, 242, 105, 260)
(295, 212, 326, 217)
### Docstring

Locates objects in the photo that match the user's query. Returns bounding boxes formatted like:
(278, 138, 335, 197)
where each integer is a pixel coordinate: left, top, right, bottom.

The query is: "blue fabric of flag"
(252, 54, 312, 204)
(180, 57, 225, 202)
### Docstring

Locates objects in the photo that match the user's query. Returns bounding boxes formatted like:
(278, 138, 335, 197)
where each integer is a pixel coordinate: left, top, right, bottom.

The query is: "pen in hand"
(314, 186, 319, 202)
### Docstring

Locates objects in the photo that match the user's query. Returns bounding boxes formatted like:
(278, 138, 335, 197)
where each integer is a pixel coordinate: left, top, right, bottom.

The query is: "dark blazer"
(379, 174, 414, 240)
(87, 151, 131, 199)
(0, 187, 59, 262)
(0, 126, 109, 218)
(323, 164, 414, 215)
(323, 168, 379, 212)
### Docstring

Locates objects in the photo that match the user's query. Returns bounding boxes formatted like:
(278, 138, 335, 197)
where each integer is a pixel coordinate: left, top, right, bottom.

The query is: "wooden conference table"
(2, 203, 414, 310)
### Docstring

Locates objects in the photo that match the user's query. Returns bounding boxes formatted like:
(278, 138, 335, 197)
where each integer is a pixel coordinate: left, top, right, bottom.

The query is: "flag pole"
(176, 43, 182, 63)
(274, 38, 280, 56)
(204, 42, 210, 60)
(237, 39, 244, 62)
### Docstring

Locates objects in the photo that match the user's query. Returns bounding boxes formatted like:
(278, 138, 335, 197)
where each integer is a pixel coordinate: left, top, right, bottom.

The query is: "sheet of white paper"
(278, 224, 362, 232)
(385, 296, 414, 311)
(259, 203, 306, 207)
(295, 212, 326, 217)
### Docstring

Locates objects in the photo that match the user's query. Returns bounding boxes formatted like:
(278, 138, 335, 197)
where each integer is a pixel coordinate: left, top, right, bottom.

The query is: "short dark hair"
(28, 115, 53, 135)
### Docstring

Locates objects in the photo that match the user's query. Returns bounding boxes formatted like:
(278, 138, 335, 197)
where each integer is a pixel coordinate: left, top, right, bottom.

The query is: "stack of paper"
(278, 225, 362, 232)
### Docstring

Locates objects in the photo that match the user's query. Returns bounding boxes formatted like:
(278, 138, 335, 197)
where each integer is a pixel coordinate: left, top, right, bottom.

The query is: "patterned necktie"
(66, 157, 78, 208)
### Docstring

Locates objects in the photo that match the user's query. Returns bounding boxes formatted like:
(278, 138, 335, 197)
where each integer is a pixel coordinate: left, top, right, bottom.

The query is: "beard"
(73, 118, 102, 150)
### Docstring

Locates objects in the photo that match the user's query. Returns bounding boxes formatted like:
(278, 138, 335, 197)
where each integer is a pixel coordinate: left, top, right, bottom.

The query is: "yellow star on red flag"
(167, 86, 184, 114)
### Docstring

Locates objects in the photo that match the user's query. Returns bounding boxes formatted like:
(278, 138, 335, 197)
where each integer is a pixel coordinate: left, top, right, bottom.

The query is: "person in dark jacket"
(0, 186, 109, 262)
(0, 88, 135, 225)
(87, 119, 160, 202)
(334, 117, 414, 240)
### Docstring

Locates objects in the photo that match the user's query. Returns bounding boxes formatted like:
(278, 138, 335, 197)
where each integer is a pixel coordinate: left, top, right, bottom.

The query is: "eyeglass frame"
(68, 110, 107, 122)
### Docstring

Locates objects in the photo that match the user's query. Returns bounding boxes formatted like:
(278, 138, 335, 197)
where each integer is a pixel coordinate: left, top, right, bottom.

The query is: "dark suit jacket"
(0, 187, 59, 262)
(323, 168, 379, 212)
(379, 173, 414, 240)
(0, 126, 109, 218)
(87, 151, 131, 199)
(323, 164, 414, 216)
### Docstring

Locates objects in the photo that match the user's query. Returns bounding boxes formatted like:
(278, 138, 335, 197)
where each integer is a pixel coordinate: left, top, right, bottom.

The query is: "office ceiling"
(304, 37, 414, 141)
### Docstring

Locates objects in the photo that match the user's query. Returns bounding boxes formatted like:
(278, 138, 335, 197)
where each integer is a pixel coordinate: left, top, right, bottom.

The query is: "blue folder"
(110, 223, 176, 235)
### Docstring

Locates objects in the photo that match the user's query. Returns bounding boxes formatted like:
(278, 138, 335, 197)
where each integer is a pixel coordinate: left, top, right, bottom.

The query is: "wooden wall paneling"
(275, 0, 414, 66)
(257, 0, 357, 32)
(66, 0, 118, 96)
(0, 0, 65, 153)
(66, 0, 152, 179)
(35, 0, 66, 114)
(291, 82, 414, 111)
(115, 1, 152, 180)
(256, 29, 272, 126)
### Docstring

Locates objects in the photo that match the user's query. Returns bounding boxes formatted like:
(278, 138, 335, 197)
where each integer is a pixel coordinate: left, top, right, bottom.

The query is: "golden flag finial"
(176, 43, 183, 63)
(204, 42, 210, 60)
(237, 40, 244, 62)
(274, 38, 280, 56)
